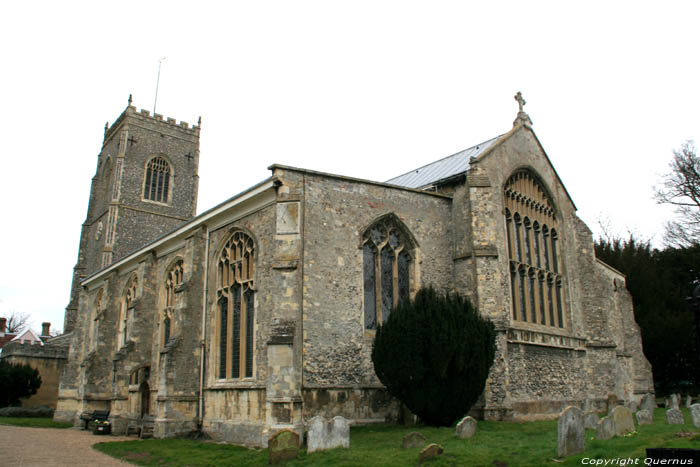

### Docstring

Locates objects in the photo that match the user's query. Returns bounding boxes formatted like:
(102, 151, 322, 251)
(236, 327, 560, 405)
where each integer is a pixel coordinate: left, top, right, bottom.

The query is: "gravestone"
(268, 429, 300, 464)
(306, 416, 350, 453)
(670, 394, 680, 410)
(685, 395, 693, 408)
(558, 406, 585, 457)
(689, 403, 700, 428)
(626, 401, 638, 413)
(402, 431, 426, 449)
(584, 412, 599, 430)
(666, 408, 685, 425)
(640, 393, 656, 413)
(612, 406, 635, 436)
(665, 398, 670, 409)
(607, 394, 618, 414)
(419, 444, 444, 463)
(595, 415, 615, 440)
(635, 409, 653, 426)
(456, 416, 477, 439)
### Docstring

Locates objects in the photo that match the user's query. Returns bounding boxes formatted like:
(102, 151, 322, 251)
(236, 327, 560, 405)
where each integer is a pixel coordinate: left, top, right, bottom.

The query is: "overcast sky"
(1, 1, 697, 334)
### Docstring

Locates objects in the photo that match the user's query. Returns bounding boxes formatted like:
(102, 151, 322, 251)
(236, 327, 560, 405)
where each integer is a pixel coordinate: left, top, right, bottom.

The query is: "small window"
(144, 156, 171, 203)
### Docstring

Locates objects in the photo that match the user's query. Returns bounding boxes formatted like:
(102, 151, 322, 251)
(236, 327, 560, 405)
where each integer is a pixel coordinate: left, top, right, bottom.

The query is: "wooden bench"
(79, 410, 110, 430)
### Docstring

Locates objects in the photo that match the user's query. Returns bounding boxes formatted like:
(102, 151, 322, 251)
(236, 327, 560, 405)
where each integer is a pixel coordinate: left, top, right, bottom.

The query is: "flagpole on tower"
(153, 57, 166, 114)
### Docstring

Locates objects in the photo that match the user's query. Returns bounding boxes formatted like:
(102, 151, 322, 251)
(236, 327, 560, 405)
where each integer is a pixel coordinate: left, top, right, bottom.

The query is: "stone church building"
(55, 95, 653, 446)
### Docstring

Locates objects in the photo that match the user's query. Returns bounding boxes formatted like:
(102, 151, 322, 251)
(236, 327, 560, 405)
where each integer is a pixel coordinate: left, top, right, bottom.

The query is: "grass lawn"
(0, 417, 73, 429)
(94, 408, 699, 466)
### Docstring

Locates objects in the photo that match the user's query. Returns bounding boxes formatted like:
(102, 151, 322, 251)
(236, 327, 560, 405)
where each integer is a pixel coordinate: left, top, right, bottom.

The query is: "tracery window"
(362, 216, 414, 330)
(90, 289, 103, 351)
(143, 156, 171, 203)
(162, 260, 183, 345)
(504, 170, 565, 327)
(217, 231, 255, 379)
(119, 276, 138, 347)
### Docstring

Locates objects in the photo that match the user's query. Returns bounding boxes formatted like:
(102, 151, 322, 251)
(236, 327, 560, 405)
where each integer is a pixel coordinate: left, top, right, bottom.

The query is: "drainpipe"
(197, 225, 210, 428)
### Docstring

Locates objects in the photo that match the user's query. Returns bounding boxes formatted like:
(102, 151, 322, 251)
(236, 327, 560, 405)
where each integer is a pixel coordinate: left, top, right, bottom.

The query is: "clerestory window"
(217, 231, 255, 379)
(143, 156, 171, 203)
(362, 216, 414, 330)
(505, 170, 565, 327)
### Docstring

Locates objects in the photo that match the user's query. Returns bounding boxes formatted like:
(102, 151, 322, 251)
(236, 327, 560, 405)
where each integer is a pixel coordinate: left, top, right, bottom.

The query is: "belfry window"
(217, 231, 255, 379)
(163, 260, 183, 345)
(362, 216, 414, 330)
(504, 170, 565, 328)
(144, 156, 171, 203)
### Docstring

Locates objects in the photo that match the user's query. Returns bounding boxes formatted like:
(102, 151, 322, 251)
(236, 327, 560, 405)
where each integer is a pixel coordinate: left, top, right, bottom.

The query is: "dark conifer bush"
(371, 286, 496, 426)
(0, 360, 41, 407)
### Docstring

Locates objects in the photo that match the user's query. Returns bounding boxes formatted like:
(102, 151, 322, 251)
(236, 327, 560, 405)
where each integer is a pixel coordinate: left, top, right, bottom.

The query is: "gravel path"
(0, 425, 135, 466)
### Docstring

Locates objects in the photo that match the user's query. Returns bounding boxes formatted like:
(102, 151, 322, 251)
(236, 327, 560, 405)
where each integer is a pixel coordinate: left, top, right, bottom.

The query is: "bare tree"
(655, 141, 700, 248)
(1, 311, 31, 334)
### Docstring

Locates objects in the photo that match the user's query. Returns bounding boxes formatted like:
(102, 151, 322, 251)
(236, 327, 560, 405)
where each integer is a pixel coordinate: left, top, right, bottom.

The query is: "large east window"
(217, 231, 255, 379)
(362, 215, 414, 330)
(505, 170, 565, 327)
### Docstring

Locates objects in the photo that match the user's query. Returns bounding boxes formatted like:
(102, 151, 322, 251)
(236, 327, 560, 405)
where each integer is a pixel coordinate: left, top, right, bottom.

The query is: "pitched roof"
(11, 329, 44, 346)
(385, 134, 503, 188)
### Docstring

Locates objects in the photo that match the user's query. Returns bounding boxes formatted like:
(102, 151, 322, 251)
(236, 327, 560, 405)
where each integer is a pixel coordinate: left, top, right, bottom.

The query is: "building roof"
(385, 134, 503, 188)
(11, 329, 44, 346)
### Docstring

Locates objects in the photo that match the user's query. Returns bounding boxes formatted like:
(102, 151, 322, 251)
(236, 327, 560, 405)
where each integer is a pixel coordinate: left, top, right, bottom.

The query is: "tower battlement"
(104, 104, 200, 143)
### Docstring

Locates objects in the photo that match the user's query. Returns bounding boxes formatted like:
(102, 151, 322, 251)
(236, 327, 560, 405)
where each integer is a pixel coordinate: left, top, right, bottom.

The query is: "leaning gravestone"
(268, 429, 300, 465)
(584, 412, 599, 430)
(635, 409, 653, 426)
(456, 416, 477, 439)
(666, 408, 685, 425)
(306, 416, 350, 453)
(419, 444, 444, 463)
(402, 431, 426, 449)
(640, 393, 656, 413)
(595, 415, 616, 440)
(558, 406, 585, 457)
(689, 403, 700, 428)
(612, 406, 635, 436)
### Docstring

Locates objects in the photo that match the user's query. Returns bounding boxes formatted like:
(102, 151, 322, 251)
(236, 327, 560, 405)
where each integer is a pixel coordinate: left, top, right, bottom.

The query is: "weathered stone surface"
(607, 394, 618, 414)
(307, 416, 350, 453)
(670, 394, 680, 410)
(595, 415, 615, 440)
(640, 393, 656, 413)
(612, 406, 635, 436)
(690, 403, 700, 428)
(558, 406, 585, 457)
(456, 416, 477, 439)
(686, 395, 693, 408)
(584, 412, 599, 430)
(635, 409, 653, 426)
(666, 408, 685, 425)
(419, 444, 444, 463)
(402, 431, 426, 449)
(626, 401, 638, 413)
(268, 429, 300, 464)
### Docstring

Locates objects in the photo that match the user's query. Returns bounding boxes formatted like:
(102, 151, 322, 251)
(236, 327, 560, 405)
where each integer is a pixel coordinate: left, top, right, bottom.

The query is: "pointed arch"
(162, 258, 184, 346)
(361, 213, 417, 330)
(143, 155, 172, 203)
(118, 274, 138, 347)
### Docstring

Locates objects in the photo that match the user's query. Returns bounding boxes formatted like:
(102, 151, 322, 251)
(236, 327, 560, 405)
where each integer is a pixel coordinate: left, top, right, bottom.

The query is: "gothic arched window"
(119, 276, 138, 347)
(163, 260, 183, 346)
(504, 170, 565, 328)
(217, 231, 255, 379)
(143, 156, 171, 203)
(362, 216, 414, 330)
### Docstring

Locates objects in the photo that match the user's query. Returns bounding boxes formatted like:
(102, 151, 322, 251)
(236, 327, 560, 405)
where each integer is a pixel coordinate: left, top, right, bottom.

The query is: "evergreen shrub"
(0, 360, 41, 407)
(372, 286, 496, 426)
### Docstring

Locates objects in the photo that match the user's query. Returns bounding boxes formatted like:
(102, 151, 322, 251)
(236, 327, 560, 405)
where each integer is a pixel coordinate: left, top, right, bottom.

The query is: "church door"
(139, 382, 150, 418)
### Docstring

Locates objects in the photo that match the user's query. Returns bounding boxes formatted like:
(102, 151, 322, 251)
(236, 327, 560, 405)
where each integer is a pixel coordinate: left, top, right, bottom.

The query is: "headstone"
(640, 393, 656, 413)
(612, 406, 635, 436)
(558, 406, 585, 457)
(607, 394, 618, 414)
(670, 394, 680, 410)
(626, 401, 638, 413)
(665, 398, 670, 409)
(666, 408, 685, 425)
(689, 403, 700, 428)
(306, 416, 350, 453)
(268, 429, 300, 464)
(456, 416, 477, 439)
(635, 409, 653, 426)
(685, 395, 693, 408)
(595, 415, 616, 440)
(402, 431, 426, 449)
(419, 444, 444, 463)
(584, 412, 599, 430)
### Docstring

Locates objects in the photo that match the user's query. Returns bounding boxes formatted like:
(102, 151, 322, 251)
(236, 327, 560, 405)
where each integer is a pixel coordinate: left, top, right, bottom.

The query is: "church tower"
(64, 98, 200, 332)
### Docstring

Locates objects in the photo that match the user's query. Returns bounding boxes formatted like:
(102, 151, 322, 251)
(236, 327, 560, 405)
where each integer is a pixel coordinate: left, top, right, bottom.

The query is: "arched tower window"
(217, 231, 255, 379)
(163, 260, 184, 346)
(143, 156, 171, 203)
(504, 170, 566, 328)
(362, 215, 414, 330)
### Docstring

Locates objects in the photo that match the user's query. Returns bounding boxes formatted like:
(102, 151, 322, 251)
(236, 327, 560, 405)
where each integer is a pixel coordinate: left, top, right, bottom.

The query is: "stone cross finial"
(515, 92, 526, 112)
(128, 94, 133, 106)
